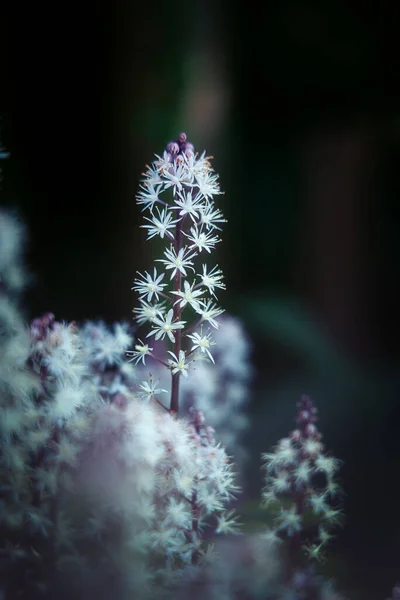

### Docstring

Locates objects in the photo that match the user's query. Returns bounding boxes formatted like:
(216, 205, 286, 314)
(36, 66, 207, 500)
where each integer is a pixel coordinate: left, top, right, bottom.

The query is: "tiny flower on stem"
(198, 264, 225, 298)
(167, 350, 190, 378)
(172, 190, 205, 221)
(136, 182, 162, 213)
(185, 225, 221, 254)
(133, 300, 167, 325)
(195, 299, 225, 329)
(141, 207, 179, 240)
(146, 309, 186, 344)
(133, 268, 167, 302)
(157, 246, 196, 280)
(187, 330, 216, 363)
(126, 340, 153, 365)
(139, 377, 168, 402)
(172, 280, 204, 310)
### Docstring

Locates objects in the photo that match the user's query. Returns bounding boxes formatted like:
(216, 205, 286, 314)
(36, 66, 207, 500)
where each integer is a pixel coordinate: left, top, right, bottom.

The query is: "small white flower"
(195, 299, 225, 329)
(141, 207, 179, 240)
(308, 493, 329, 516)
(139, 377, 168, 402)
(171, 280, 204, 310)
(199, 203, 227, 230)
(133, 299, 167, 325)
(132, 267, 167, 302)
(187, 330, 216, 363)
(314, 454, 341, 479)
(162, 162, 188, 193)
(172, 190, 205, 221)
(275, 506, 302, 537)
(185, 224, 220, 253)
(198, 264, 225, 297)
(154, 151, 173, 174)
(215, 510, 241, 535)
(142, 163, 163, 187)
(126, 340, 153, 365)
(167, 349, 190, 377)
(146, 309, 186, 343)
(136, 182, 163, 213)
(157, 246, 195, 280)
(195, 171, 221, 199)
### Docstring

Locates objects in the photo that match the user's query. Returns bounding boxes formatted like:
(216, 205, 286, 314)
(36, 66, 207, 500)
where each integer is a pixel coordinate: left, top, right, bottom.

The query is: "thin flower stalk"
(130, 133, 226, 416)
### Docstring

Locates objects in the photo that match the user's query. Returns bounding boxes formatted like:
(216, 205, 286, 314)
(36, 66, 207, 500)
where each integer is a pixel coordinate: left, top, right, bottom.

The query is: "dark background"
(1, 2, 400, 598)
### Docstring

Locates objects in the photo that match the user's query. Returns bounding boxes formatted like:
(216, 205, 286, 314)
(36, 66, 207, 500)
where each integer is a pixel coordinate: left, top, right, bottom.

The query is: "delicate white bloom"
(199, 203, 227, 230)
(133, 299, 166, 325)
(184, 151, 213, 179)
(195, 171, 221, 199)
(302, 438, 323, 457)
(315, 454, 341, 479)
(270, 470, 291, 494)
(294, 460, 312, 486)
(157, 246, 195, 280)
(308, 493, 330, 516)
(262, 438, 297, 471)
(142, 163, 163, 186)
(195, 299, 225, 329)
(132, 267, 167, 302)
(215, 510, 241, 535)
(162, 162, 188, 193)
(136, 182, 163, 212)
(51, 385, 87, 419)
(172, 190, 205, 221)
(187, 330, 216, 363)
(164, 497, 192, 529)
(275, 506, 302, 536)
(198, 264, 225, 297)
(167, 349, 190, 377)
(303, 542, 325, 562)
(185, 224, 220, 253)
(171, 280, 204, 310)
(141, 207, 179, 240)
(146, 308, 186, 343)
(126, 340, 153, 365)
(139, 377, 168, 402)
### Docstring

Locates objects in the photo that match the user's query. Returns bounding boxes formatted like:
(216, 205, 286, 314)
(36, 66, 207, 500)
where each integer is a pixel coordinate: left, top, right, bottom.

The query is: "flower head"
(132, 268, 167, 302)
(167, 350, 190, 377)
(146, 309, 186, 344)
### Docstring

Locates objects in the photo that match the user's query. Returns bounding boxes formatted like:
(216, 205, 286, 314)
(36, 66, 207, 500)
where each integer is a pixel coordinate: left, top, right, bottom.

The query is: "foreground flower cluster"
(0, 135, 350, 600)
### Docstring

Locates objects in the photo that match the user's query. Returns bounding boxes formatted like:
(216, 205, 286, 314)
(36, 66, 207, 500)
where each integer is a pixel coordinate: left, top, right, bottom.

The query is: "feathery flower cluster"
(261, 395, 343, 568)
(0, 140, 351, 599)
(130, 133, 226, 414)
(79, 320, 136, 403)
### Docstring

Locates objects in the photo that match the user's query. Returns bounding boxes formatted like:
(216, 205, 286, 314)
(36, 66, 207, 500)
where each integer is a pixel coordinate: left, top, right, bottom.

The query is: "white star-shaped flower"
(186, 330, 216, 363)
(156, 246, 196, 280)
(146, 309, 186, 343)
(167, 350, 190, 377)
(172, 280, 204, 310)
(132, 267, 167, 302)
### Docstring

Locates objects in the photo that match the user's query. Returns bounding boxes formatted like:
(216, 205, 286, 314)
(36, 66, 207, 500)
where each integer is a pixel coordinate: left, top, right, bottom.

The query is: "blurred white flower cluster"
(0, 132, 346, 600)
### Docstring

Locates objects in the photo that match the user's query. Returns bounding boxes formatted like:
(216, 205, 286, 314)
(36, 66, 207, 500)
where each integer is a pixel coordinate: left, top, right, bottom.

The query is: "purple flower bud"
(181, 142, 195, 157)
(178, 132, 187, 143)
(167, 141, 180, 155)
